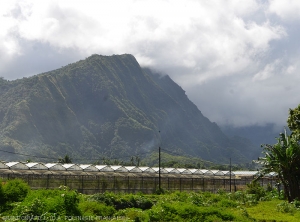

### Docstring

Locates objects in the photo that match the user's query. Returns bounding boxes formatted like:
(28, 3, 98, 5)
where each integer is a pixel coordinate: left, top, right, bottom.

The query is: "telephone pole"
(229, 158, 232, 192)
(158, 130, 161, 190)
(159, 146, 161, 190)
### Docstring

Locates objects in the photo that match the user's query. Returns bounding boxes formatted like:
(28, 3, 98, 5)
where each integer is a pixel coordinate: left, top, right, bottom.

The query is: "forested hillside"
(0, 54, 260, 163)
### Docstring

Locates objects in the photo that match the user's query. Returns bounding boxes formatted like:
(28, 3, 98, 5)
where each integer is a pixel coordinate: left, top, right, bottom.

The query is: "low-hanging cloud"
(0, 0, 300, 128)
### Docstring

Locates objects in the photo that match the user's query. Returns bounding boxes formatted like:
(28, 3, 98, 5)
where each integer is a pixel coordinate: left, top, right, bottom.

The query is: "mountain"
(0, 54, 260, 164)
(221, 124, 287, 150)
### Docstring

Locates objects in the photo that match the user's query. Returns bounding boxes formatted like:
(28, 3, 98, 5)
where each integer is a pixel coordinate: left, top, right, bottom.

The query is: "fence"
(0, 171, 276, 194)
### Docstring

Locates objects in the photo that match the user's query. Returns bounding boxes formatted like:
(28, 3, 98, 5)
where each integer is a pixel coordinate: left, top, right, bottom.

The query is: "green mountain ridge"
(0, 54, 260, 164)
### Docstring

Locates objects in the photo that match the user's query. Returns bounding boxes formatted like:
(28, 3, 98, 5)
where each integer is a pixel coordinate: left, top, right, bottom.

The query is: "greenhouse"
(0, 161, 276, 194)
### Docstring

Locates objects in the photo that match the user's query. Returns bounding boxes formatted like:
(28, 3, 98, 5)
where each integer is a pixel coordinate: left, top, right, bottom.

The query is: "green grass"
(247, 199, 300, 222)
(1, 179, 300, 222)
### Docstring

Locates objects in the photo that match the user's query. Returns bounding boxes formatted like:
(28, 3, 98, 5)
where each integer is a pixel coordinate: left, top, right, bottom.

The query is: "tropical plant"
(257, 131, 300, 202)
(58, 155, 72, 164)
(287, 105, 300, 138)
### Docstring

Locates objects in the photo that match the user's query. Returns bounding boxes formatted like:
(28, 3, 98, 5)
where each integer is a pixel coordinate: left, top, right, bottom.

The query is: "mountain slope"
(0, 54, 260, 163)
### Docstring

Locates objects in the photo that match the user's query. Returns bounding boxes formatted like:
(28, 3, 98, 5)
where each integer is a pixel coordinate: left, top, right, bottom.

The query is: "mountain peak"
(0, 54, 259, 164)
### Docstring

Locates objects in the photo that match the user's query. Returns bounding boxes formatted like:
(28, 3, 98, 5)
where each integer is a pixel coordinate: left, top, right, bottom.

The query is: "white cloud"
(0, 0, 299, 128)
(269, 0, 300, 21)
(252, 59, 281, 81)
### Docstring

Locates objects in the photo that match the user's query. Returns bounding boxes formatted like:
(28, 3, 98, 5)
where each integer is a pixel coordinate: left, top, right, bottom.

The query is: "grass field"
(1, 178, 300, 221)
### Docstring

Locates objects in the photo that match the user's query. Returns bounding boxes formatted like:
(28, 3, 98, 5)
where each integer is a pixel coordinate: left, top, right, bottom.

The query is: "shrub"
(246, 181, 266, 201)
(3, 179, 30, 203)
(115, 208, 149, 222)
(62, 190, 81, 216)
(188, 192, 207, 207)
(292, 198, 300, 208)
(8, 187, 82, 220)
(218, 199, 238, 208)
(148, 202, 236, 221)
(89, 192, 153, 210)
(11, 198, 47, 220)
(0, 179, 5, 206)
(276, 201, 296, 214)
(79, 201, 115, 217)
(229, 191, 258, 206)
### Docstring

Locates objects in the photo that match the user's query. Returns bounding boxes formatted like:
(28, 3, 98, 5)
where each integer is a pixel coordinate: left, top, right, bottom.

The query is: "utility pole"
(159, 146, 161, 190)
(229, 158, 232, 192)
(158, 130, 161, 190)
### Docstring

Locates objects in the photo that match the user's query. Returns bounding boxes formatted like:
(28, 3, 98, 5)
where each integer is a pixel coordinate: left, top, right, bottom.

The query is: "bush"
(188, 192, 208, 207)
(246, 181, 266, 201)
(0, 179, 5, 206)
(277, 201, 296, 214)
(148, 202, 236, 221)
(79, 201, 115, 217)
(228, 191, 258, 206)
(12, 198, 47, 221)
(62, 190, 81, 216)
(8, 187, 82, 220)
(115, 208, 149, 222)
(3, 179, 30, 203)
(292, 198, 300, 208)
(89, 192, 153, 210)
(218, 199, 238, 208)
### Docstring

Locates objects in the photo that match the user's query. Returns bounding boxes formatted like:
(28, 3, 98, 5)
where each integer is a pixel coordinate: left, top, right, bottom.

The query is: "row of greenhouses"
(0, 161, 276, 178)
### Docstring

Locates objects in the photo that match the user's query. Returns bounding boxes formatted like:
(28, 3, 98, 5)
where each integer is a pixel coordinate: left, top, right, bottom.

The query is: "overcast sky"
(1, 0, 300, 129)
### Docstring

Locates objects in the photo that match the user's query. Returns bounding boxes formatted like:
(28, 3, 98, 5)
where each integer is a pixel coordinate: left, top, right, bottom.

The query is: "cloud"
(268, 0, 300, 21)
(0, 0, 299, 128)
(252, 59, 281, 81)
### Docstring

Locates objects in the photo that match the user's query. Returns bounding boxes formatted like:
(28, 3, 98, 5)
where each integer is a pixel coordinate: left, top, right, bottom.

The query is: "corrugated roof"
(233, 171, 258, 176)
(95, 165, 113, 172)
(45, 163, 65, 171)
(26, 162, 48, 170)
(6, 162, 29, 170)
(177, 168, 192, 174)
(79, 164, 99, 172)
(62, 164, 82, 171)
(124, 166, 142, 173)
(211, 170, 224, 176)
(189, 169, 204, 175)
(139, 167, 155, 173)
(0, 162, 275, 177)
(0, 162, 9, 169)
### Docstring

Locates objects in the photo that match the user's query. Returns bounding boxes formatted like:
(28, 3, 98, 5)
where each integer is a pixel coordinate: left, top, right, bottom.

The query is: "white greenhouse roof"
(124, 166, 142, 173)
(233, 171, 259, 177)
(139, 167, 155, 173)
(152, 167, 168, 174)
(201, 169, 213, 175)
(45, 163, 65, 171)
(0, 162, 8, 169)
(0, 161, 275, 178)
(211, 170, 224, 176)
(26, 162, 48, 170)
(222, 171, 235, 176)
(62, 164, 82, 171)
(177, 168, 192, 174)
(110, 165, 127, 172)
(6, 162, 29, 170)
(95, 165, 113, 172)
(189, 169, 204, 175)
(165, 168, 180, 174)
(79, 164, 98, 172)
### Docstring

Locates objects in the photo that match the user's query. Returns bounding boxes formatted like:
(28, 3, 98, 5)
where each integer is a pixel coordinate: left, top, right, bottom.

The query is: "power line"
(0, 149, 57, 160)
(0, 148, 152, 162)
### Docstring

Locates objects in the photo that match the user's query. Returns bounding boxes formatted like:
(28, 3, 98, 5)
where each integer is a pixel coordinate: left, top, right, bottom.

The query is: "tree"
(257, 131, 300, 202)
(257, 105, 300, 201)
(58, 155, 72, 164)
(287, 105, 300, 139)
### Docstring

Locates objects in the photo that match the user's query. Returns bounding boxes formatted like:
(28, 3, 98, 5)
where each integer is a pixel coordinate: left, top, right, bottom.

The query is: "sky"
(1, 0, 300, 129)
